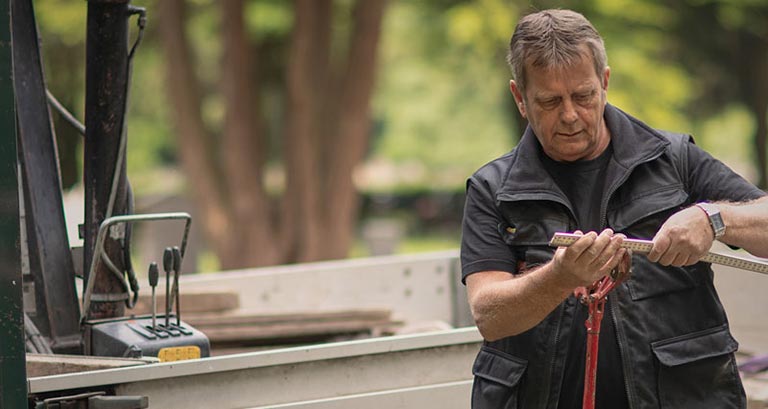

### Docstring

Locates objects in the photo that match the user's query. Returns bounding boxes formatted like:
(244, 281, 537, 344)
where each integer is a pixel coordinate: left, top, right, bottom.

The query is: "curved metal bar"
(81, 212, 192, 323)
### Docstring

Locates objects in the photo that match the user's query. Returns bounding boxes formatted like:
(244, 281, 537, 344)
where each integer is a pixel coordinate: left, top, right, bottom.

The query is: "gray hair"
(507, 9, 607, 96)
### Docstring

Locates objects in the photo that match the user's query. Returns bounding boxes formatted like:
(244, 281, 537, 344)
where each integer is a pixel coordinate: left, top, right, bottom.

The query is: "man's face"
(510, 52, 610, 162)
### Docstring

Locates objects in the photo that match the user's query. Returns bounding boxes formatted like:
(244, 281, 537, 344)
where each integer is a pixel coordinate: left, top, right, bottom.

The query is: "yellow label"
(157, 346, 201, 362)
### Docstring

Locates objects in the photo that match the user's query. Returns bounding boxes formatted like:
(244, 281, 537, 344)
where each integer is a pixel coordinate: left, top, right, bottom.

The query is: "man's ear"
(510, 80, 527, 118)
(602, 66, 610, 91)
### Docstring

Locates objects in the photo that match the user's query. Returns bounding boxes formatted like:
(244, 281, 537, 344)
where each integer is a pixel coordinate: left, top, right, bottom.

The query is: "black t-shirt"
(541, 144, 629, 408)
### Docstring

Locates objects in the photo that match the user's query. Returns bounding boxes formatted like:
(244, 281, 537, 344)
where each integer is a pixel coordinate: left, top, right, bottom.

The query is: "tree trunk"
(322, 0, 388, 259)
(220, 0, 281, 266)
(159, 0, 389, 268)
(281, 0, 330, 262)
(157, 0, 238, 265)
(739, 33, 768, 190)
(750, 49, 768, 190)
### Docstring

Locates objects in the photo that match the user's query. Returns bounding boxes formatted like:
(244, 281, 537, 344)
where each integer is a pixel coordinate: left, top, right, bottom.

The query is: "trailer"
(21, 249, 768, 408)
(20, 250, 478, 408)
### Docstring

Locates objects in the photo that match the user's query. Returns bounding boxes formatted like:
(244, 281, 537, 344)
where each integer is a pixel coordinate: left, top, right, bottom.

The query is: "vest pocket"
(651, 325, 743, 409)
(471, 346, 527, 409)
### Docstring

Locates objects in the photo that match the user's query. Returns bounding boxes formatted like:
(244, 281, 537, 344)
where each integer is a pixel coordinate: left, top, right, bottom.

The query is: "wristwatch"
(695, 202, 726, 239)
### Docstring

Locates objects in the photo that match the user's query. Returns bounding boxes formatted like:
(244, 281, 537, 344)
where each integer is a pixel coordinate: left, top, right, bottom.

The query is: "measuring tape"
(549, 232, 768, 275)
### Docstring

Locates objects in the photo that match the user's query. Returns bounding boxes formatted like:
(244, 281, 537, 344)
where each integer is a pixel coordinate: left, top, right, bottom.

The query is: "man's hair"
(507, 9, 607, 96)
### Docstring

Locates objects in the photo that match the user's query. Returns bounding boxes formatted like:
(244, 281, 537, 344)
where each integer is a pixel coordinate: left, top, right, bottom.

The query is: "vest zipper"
(546, 301, 567, 409)
(599, 147, 667, 409)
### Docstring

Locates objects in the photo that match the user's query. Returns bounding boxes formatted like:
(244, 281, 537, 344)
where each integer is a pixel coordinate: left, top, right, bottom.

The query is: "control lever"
(162, 247, 173, 328)
(172, 246, 182, 326)
(147, 262, 159, 330)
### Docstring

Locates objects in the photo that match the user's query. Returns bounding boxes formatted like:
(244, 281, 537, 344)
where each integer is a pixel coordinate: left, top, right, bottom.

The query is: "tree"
(665, 0, 768, 188)
(157, 0, 388, 269)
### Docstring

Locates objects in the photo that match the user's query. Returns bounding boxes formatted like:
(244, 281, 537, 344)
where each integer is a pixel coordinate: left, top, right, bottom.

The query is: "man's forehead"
(528, 71, 599, 98)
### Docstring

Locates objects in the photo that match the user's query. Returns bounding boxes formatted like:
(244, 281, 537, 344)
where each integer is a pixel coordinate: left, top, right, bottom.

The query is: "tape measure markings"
(549, 232, 768, 274)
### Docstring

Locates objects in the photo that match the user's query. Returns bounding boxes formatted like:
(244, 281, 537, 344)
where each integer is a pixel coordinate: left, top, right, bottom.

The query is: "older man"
(461, 8, 768, 409)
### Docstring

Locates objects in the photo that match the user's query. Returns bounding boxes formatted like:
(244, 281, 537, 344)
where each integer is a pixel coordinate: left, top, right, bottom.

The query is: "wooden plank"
(130, 291, 239, 315)
(185, 309, 392, 327)
(199, 319, 401, 343)
(184, 309, 399, 344)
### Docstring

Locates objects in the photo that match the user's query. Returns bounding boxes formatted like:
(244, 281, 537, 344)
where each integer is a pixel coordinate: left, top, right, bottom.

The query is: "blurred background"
(36, 0, 768, 273)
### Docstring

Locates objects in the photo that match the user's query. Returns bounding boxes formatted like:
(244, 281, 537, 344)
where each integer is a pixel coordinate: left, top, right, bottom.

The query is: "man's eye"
(540, 98, 560, 109)
(574, 92, 595, 104)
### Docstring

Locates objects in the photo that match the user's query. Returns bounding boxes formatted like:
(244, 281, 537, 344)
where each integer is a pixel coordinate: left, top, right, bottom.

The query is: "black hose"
(45, 89, 86, 136)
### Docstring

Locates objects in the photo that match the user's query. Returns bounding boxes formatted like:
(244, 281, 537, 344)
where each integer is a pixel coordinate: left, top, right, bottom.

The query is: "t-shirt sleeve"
(460, 177, 518, 284)
(684, 140, 767, 203)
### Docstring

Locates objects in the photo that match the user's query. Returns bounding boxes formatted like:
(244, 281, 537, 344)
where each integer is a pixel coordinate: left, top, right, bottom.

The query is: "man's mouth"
(558, 131, 581, 137)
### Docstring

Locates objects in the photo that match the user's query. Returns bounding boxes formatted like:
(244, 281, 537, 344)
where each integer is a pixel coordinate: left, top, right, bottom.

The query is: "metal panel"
(246, 380, 473, 409)
(175, 251, 461, 325)
(29, 328, 482, 409)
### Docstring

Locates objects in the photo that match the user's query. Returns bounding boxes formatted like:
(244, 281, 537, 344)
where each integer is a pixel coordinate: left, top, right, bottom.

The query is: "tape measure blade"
(551, 232, 768, 274)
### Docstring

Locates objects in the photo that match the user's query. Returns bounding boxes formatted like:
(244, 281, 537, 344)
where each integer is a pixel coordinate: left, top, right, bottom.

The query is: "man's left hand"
(648, 206, 713, 266)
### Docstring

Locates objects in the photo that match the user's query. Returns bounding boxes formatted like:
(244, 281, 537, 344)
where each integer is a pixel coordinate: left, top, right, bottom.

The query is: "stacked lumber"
(186, 308, 400, 345)
(130, 291, 401, 350)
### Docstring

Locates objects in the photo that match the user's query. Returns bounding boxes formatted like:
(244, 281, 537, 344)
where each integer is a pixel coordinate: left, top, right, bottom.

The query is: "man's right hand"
(550, 229, 627, 290)
(466, 228, 627, 340)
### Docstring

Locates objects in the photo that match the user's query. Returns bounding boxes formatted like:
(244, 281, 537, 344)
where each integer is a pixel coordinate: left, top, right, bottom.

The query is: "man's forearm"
(467, 263, 574, 341)
(720, 197, 768, 257)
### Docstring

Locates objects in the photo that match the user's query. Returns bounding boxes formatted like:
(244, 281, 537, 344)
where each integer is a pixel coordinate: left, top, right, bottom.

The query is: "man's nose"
(560, 99, 578, 124)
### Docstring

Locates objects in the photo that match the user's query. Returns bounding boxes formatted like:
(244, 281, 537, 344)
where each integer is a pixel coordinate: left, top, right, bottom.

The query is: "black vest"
(469, 105, 745, 409)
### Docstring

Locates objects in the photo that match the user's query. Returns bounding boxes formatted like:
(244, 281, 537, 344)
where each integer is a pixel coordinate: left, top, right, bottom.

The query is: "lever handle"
(148, 262, 159, 287)
(162, 247, 173, 273)
(172, 246, 182, 273)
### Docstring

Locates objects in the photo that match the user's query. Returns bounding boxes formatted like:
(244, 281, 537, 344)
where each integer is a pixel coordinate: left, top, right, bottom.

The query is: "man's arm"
(720, 197, 768, 257)
(466, 230, 626, 341)
(649, 197, 768, 265)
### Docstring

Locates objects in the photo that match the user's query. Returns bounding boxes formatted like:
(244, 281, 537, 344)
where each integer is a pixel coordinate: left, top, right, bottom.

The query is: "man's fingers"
(593, 234, 624, 271)
(658, 250, 678, 266)
(575, 230, 613, 262)
(600, 247, 627, 274)
(648, 234, 670, 262)
(670, 253, 690, 267)
(565, 231, 597, 259)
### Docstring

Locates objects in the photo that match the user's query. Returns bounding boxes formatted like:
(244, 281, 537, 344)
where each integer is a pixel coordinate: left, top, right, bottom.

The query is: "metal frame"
(29, 328, 482, 408)
(82, 212, 192, 322)
(1, 0, 27, 405)
(12, 0, 81, 353)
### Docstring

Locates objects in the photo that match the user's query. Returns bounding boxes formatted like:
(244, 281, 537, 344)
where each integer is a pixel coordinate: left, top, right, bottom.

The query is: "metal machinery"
(5, 0, 209, 407)
(3, 1, 483, 408)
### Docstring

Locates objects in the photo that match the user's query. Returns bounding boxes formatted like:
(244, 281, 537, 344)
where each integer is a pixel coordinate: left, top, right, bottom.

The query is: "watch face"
(711, 213, 726, 237)
(696, 203, 726, 238)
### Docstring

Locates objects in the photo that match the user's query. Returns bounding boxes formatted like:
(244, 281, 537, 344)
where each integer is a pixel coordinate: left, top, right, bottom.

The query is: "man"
(460, 9, 768, 409)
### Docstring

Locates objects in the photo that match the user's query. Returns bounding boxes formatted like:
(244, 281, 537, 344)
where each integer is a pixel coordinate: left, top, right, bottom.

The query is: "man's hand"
(466, 228, 626, 340)
(551, 229, 627, 289)
(648, 206, 713, 266)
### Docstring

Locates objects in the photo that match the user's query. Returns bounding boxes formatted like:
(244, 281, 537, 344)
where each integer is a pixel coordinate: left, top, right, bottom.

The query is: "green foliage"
(372, 1, 520, 190)
(244, 0, 292, 40)
(694, 105, 756, 179)
(31, 0, 767, 193)
(34, 0, 85, 46)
